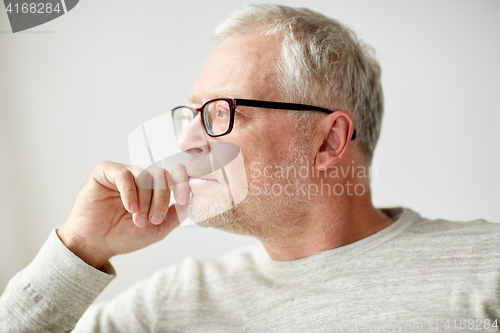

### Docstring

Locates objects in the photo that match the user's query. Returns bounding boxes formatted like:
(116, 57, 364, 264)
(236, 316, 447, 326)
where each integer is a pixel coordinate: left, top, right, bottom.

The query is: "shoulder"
(406, 209, 500, 238)
(398, 208, 500, 253)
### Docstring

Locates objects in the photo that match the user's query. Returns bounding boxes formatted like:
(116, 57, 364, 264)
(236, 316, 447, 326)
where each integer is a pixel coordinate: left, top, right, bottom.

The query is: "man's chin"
(186, 199, 257, 236)
(187, 198, 235, 225)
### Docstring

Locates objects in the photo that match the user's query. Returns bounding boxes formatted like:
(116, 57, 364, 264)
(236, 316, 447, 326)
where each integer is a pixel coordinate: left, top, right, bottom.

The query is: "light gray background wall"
(1, 0, 499, 303)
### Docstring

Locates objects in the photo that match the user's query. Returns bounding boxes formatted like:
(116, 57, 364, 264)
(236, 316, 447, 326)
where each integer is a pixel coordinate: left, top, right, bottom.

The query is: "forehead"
(192, 33, 282, 104)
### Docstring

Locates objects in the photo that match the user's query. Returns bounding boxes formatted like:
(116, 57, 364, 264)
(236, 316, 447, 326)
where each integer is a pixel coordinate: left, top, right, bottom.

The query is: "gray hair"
(213, 4, 383, 165)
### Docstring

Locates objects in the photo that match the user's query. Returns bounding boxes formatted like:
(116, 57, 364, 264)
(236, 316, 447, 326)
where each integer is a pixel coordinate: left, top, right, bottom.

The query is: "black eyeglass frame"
(172, 98, 356, 140)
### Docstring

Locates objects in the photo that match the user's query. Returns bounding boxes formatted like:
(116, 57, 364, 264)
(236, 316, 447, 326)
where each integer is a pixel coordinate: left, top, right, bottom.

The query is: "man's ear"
(313, 111, 355, 171)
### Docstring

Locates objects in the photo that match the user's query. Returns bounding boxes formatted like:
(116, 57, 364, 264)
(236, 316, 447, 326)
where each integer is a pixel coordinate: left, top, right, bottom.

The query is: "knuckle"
(147, 165, 161, 174)
(136, 171, 153, 189)
(117, 168, 133, 181)
(150, 167, 168, 181)
(94, 161, 109, 173)
(96, 160, 113, 169)
(141, 170, 154, 182)
(172, 169, 188, 183)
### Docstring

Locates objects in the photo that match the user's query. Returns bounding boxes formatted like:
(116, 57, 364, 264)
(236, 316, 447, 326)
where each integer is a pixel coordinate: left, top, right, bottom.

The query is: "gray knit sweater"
(1, 208, 500, 332)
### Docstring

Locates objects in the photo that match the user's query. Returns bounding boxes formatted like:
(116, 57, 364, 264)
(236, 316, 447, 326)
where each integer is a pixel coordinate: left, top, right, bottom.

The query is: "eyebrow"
(187, 94, 197, 105)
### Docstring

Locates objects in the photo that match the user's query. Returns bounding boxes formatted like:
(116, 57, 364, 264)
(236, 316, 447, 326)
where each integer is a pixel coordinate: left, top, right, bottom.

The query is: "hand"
(58, 161, 190, 269)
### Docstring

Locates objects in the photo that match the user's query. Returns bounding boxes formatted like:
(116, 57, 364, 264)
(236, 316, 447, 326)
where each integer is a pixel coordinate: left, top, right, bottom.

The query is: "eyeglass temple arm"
(235, 99, 356, 140)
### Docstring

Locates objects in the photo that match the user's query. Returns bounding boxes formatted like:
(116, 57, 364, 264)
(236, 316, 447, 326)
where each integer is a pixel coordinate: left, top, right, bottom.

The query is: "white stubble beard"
(188, 135, 313, 240)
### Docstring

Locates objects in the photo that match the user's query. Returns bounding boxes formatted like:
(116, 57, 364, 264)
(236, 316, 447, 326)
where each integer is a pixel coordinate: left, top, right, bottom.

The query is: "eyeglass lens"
(202, 100, 231, 136)
(173, 100, 231, 138)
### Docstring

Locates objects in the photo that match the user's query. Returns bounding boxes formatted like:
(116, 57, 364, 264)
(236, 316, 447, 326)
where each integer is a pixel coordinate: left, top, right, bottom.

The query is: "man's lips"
(187, 170, 220, 182)
(188, 177, 220, 192)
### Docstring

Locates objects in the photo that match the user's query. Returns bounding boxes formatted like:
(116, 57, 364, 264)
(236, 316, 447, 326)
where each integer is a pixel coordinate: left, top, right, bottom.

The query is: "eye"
(216, 103, 230, 119)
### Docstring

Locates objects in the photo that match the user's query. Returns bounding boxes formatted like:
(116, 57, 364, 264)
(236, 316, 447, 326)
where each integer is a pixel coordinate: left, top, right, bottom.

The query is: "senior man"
(1, 4, 500, 333)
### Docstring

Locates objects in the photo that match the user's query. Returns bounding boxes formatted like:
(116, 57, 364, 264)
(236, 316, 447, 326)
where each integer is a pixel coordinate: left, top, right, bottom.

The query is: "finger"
(171, 164, 191, 205)
(114, 167, 139, 214)
(173, 202, 188, 223)
(147, 166, 171, 225)
(95, 162, 139, 214)
(133, 169, 153, 227)
(152, 204, 183, 240)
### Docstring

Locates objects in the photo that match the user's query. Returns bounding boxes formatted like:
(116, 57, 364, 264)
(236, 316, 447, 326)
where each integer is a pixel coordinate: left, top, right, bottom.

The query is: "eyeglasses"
(172, 98, 356, 140)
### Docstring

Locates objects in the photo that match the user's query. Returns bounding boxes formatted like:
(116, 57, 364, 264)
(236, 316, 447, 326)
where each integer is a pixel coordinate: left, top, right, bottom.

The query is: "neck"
(260, 179, 395, 261)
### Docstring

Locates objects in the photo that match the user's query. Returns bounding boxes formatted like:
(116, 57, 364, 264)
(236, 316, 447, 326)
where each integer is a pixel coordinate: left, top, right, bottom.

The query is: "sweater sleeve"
(72, 273, 165, 333)
(0, 229, 115, 333)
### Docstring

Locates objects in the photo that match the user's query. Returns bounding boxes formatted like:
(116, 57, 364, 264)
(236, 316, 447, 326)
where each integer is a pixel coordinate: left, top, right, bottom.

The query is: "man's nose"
(177, 114, 210, 155)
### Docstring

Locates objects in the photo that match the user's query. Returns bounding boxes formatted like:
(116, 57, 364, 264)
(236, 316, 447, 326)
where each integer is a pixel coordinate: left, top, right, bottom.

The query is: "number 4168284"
(444, 319, 498, 330)
(5, 3, 61, 14)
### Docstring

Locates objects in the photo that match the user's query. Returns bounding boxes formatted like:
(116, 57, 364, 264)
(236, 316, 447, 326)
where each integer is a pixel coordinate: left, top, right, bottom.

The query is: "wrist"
(56, 228, 111, 270)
